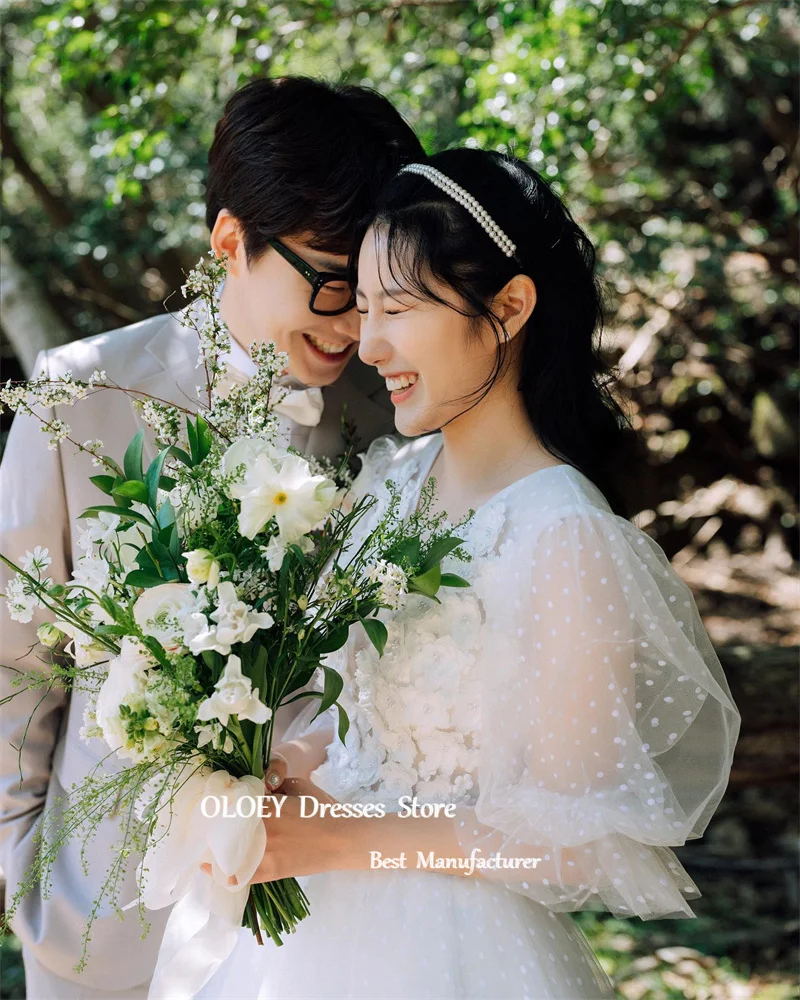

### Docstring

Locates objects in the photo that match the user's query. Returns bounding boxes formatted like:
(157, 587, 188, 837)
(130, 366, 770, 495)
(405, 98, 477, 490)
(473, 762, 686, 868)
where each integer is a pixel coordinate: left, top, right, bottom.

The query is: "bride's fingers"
(199, 862, 237, 886)
(281, 776, 337, 805)
(264, 752, 289, 791)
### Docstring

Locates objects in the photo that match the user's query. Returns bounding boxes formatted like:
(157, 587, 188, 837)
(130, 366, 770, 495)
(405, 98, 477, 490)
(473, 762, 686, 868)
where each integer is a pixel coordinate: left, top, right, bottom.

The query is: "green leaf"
(419, 536, 465, 574)
(156, 500, 176, 530)
(112, 479, 149, 503)
(315, 624, 349, 655)
(336, 703, 350, 745)
(195, 413, 213, 462)
(386, 535, 421, 566)
(124, 569, 168, 589)
(145, 447, 172, 510)
(186, 417, 199, 465)
(89, 475, 116, 496)
(361, 617, 388, 657)
(123, 429, 145, 482)
(440, 573, 470, 588)
(315, 664, 343, 714)
(169, 446, 194, 468)
(93, 624, 130, 636)
(79, 505, 151, 526)
(408, 563, 442, 598)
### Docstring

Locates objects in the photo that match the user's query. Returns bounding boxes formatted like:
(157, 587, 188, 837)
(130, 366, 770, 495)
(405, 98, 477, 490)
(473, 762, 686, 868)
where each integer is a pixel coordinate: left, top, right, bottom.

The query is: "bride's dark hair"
(350, 147, 635, 516)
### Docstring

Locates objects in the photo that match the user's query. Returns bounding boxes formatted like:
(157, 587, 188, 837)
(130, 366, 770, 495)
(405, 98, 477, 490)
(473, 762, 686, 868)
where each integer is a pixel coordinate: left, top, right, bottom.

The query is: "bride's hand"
(249, 776, 347, 885)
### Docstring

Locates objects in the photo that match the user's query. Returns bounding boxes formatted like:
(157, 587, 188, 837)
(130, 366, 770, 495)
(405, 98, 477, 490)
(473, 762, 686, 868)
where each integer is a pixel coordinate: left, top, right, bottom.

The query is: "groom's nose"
(328, 308, 360, 341)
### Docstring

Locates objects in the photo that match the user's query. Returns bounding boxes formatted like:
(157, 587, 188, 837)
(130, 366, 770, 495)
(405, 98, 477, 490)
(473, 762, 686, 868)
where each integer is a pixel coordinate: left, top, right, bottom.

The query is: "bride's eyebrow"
(355, 284, 411, 300)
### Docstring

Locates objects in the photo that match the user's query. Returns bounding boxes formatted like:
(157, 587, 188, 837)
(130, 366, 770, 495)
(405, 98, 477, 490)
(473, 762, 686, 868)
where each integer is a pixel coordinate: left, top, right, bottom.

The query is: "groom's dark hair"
(205, 75, 423, 263)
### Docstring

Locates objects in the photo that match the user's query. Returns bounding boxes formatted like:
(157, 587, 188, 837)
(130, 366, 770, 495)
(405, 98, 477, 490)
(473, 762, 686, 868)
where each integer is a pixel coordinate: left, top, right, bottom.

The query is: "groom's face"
(213, 213, 360, 386)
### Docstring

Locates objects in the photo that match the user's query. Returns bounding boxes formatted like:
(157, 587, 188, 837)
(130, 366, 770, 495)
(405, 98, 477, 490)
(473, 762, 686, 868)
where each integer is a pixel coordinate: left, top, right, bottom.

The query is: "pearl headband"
(398, 162, 520, 263)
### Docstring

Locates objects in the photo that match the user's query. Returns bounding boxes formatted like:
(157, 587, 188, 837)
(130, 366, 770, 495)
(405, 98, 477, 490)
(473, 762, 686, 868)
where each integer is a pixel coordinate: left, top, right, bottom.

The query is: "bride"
(197, 149, 740, 999)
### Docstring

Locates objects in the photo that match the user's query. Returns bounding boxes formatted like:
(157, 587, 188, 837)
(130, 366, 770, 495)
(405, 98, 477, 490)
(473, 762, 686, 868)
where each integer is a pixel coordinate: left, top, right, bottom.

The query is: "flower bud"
(37, 622, 64, 648)
(207, 559, 221, 591)
(297, 595, 308, 612)
(183, 549, 216, 586)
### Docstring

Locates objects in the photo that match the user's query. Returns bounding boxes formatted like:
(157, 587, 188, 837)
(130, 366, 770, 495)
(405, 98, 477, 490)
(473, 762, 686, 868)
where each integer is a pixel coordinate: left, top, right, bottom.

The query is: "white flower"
(77, 511, 121, 551)
(5, 576, 40, 623)
(195, 654, 271, 727)
(54, 619, 109, 668)
(187, 582, 273, 656)
(95, 637, 155, 760)
(366, 560, 408, 611)
(138, 767, 266, 910)
(71, 553, 112, 596)
(21, 546, 51, 575)
(261, 533, 313, 573)
(133, 583, 203, 652)
(223, 440, 337, 542)
(194, 720, 234, 754)
(37, 622, 64, 648)
(182, 548, 220, 586)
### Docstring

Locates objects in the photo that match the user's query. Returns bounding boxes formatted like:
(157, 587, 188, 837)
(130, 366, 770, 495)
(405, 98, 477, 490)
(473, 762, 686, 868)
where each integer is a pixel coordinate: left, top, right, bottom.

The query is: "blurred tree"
(0, 0, 797, 646)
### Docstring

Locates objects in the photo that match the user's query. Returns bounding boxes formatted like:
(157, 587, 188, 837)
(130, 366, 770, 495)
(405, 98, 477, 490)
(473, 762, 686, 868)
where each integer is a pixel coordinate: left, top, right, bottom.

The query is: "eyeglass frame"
(268, 238, 357, 316)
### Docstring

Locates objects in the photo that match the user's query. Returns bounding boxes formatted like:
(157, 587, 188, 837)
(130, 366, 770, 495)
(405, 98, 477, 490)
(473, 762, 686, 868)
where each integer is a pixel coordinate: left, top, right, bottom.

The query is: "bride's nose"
(357, 314, 389, 369)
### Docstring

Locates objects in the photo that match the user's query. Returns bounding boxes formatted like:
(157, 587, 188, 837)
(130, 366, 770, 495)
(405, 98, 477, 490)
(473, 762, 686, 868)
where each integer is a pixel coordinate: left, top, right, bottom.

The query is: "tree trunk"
(0, 242, 74, 375)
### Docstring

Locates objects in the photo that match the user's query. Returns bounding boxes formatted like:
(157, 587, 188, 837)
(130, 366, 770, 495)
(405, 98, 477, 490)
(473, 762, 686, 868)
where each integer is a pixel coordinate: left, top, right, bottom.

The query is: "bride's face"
(356, 226, 501, 437)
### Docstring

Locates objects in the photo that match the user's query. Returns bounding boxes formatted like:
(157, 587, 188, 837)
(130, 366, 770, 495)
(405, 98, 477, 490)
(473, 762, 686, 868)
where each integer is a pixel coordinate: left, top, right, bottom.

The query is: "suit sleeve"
(0, 349, 72, 894)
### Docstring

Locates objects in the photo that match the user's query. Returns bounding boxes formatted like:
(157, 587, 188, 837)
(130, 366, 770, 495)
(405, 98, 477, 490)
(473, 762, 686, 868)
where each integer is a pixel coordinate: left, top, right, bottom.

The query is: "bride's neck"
(435, 381, 557, 496)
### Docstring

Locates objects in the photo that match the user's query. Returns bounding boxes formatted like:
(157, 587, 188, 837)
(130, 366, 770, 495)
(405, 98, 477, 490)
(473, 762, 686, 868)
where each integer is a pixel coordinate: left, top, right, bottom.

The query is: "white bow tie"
(218, 363, 324, 428)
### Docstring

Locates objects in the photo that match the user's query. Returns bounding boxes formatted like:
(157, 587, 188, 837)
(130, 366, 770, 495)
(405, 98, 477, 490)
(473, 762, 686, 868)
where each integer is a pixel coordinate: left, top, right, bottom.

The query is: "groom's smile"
(212, 217, 361, 388)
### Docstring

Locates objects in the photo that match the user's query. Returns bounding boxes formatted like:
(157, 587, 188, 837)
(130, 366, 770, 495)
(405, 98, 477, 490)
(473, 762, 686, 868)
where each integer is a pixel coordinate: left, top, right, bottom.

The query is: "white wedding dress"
(198, 432, 740, 1000)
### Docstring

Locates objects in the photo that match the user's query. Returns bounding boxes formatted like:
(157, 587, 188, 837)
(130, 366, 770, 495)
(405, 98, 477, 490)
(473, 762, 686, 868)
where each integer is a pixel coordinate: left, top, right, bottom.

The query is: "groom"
(0, 75, 420, 1000)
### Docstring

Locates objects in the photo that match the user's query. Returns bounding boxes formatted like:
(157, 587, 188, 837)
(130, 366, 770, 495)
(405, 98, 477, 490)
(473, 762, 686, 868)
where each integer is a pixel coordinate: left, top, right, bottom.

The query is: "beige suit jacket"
(0, 304, 395, 994)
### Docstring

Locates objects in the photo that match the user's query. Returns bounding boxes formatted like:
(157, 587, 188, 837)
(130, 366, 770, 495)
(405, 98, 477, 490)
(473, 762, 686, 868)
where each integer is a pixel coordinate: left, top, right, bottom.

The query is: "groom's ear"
(491, 274, 537, 339)
(210, 208, 248, 276)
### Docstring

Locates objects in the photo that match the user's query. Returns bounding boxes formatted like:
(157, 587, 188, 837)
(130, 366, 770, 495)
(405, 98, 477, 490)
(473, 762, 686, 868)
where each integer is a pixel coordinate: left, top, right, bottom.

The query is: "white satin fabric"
(193, 432, 739, 999)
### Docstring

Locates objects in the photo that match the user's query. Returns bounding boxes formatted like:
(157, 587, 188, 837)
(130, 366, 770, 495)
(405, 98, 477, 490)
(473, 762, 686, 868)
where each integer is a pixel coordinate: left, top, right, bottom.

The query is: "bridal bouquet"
(0, 253, 470, 973)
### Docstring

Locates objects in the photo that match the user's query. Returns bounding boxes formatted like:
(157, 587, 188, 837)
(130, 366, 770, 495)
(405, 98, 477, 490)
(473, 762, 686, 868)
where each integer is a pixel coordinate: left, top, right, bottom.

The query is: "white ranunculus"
(195, 653, 271, 727)
(228, 451, 337, 542)
(133, 583, 202, 651)
(95, 637, 155, 759)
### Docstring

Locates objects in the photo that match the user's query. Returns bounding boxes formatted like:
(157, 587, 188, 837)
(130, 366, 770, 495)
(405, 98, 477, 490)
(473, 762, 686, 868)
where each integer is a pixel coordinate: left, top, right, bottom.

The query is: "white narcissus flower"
(133, 583, 203, 652)
(95, 637, 155, 759)
(222, 439, 337, 542)
(195, 654, 271, 727)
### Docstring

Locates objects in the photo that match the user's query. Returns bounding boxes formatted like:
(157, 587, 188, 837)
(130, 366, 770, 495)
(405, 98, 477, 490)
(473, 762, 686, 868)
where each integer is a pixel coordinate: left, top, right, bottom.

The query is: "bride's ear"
(210, 209, 247, 276)
(491, 274, 537, 339)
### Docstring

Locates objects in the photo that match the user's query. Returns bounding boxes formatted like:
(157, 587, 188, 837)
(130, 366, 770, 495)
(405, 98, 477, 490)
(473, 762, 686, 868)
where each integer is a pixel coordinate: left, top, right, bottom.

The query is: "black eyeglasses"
(268, 238, 357, 316)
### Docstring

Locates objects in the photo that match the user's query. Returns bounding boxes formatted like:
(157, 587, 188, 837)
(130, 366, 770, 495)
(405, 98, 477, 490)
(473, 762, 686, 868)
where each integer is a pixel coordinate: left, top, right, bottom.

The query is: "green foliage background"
(0, 1, 797, 998)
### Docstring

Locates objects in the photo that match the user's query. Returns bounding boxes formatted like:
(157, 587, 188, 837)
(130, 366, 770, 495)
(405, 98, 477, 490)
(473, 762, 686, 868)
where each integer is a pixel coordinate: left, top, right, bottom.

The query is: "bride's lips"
(302, 333, 355, 365)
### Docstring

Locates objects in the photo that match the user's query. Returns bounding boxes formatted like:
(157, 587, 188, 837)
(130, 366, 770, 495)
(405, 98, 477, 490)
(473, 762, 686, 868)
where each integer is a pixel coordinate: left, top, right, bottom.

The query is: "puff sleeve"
(453, 506, 741, 919)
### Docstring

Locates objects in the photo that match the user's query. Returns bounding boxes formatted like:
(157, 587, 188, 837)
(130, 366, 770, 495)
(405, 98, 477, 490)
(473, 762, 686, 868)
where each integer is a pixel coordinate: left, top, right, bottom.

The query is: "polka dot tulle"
(201, 433, 739, 1000)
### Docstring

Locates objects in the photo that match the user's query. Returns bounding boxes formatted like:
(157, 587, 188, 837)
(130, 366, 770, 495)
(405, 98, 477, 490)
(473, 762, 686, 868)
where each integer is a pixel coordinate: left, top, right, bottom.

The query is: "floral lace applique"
(309, 443, 511, 810)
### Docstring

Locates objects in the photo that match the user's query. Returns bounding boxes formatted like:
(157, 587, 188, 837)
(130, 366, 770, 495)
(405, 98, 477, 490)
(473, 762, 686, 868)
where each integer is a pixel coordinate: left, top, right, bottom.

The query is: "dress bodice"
(309, 433, 607, 811)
